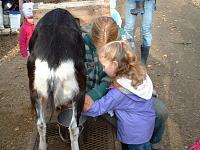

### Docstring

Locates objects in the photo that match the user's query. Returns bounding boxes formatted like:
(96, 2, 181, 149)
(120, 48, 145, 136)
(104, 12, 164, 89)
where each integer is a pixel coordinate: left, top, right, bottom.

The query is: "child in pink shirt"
(19, 2, 35, 59)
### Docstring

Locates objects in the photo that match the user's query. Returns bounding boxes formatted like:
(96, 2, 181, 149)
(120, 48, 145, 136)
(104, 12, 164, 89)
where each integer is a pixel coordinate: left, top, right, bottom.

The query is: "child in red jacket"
(19, 2, 35, 59)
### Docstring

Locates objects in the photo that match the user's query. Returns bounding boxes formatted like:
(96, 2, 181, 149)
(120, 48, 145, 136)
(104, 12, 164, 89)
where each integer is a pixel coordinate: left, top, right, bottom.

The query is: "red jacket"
(19, 20, 35, 58)
(190, 137, 200, 150)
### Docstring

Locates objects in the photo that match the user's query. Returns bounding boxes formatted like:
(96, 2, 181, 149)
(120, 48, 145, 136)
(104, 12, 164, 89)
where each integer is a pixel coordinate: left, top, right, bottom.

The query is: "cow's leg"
(68, 63, 86, 150)
(69, 101, 79, 150)
(75, 63, 86, 124)
(27, 56, 36, 111)
(35, 94, 47, 150)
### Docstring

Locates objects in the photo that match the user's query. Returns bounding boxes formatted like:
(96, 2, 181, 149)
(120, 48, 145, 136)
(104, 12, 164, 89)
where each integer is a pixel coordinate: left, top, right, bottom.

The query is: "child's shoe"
(152, 89, 158, 98)
(130, 1, 145, 15)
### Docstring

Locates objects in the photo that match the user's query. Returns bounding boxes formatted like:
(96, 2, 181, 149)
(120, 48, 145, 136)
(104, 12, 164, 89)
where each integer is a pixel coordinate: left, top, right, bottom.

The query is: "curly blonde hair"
(91, 16, 119, 49)
(98, 40, 146, 88)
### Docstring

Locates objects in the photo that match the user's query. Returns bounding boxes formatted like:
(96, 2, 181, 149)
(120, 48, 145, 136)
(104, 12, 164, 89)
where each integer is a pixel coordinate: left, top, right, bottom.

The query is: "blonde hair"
(91, 16, 119, 49)
(98, 41, 146, 88)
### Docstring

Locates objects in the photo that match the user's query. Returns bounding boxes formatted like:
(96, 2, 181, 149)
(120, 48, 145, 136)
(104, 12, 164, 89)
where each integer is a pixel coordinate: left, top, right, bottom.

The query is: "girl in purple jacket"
(82, 40, 155, 150)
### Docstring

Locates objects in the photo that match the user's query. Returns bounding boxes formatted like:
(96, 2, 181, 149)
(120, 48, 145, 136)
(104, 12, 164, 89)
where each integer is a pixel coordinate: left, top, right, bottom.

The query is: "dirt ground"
(0, 0, 200, 150)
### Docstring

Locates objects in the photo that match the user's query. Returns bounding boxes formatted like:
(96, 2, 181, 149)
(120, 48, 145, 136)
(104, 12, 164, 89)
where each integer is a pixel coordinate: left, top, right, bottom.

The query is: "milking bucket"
(57, 108, 87, 144)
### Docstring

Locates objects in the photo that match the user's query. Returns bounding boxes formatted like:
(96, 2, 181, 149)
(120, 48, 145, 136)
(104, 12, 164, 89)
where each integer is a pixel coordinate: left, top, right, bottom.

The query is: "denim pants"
(122, 142, 151, 150)
(103, 97, 168, 147)
(150, 98, 168, 147)
(124, 0, 156, 47)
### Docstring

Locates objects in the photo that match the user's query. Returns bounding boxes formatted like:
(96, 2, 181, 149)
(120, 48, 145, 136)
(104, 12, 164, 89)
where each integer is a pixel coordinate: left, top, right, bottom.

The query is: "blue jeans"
(124, 0, 156, 47)
(128, 142, 151, 150)
(150, 98, 168, 147)
(122, 142, 151, 150)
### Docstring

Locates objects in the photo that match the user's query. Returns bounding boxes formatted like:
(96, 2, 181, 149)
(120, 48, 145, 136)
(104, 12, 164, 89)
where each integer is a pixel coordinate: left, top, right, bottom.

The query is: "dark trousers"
(121, 142, 152, 150)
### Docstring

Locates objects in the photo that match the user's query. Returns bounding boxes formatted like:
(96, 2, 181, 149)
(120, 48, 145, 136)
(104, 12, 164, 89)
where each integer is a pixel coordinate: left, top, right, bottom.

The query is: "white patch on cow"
(54, 60, 79, 106)
(34, 59, 79, 107)
(34, 59, 51, 98)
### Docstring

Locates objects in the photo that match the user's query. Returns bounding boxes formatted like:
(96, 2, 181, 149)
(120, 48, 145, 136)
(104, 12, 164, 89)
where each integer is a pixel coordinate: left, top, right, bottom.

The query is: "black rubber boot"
(141, 45, 150, 65)
(130, 1, 145, 15)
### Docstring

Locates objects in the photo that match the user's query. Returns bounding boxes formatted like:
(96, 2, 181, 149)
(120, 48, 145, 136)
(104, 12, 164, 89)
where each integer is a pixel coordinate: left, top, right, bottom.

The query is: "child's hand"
(83, 95, 94, 112)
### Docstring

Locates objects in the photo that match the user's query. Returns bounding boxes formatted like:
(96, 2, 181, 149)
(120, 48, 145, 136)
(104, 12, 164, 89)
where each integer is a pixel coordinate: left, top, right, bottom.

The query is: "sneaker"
(152, 89, 158, 98)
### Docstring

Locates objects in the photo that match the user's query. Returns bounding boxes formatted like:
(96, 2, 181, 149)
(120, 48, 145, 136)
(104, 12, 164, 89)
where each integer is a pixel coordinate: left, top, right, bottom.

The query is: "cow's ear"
(74, 18, 80, 27)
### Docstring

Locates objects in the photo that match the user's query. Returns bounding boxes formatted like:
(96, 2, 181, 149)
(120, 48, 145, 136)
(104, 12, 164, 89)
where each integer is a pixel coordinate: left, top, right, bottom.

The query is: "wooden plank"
(33, 0, 109, 9)
(33, 0, 110, 25)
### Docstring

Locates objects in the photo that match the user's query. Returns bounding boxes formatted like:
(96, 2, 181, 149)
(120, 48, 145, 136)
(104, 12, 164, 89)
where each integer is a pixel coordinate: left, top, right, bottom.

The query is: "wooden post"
(19, 0, 24, 23)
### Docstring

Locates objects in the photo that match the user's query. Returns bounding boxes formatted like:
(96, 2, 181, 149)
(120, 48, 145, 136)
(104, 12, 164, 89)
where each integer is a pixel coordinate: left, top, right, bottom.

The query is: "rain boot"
(130, 1, 145, 15)
(141, 45, 150, 65)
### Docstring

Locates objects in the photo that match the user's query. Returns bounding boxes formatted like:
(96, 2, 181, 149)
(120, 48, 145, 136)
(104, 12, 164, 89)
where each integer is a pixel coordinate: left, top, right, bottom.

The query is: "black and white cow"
(27, 8, 86, 150)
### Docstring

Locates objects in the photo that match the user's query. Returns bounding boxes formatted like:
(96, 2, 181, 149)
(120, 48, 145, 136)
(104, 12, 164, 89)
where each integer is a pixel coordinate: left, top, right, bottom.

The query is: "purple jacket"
(82, 85, 155, 144)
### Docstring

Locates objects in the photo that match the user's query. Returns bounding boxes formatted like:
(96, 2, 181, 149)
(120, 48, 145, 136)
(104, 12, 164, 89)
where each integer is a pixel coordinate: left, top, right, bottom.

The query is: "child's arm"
(82, 89, 123, 117)
(83, 95, 94, 112)
(87, 75, 110, 101)
(83, 34, 110, 101)
(19, 27, 28, 58)
(84, 75, 110, 112)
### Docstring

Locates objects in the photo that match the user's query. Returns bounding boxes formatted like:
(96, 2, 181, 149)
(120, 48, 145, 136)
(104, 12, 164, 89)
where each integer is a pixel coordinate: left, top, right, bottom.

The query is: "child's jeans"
(150, 98, 168, 149)
(122, 142, 151, 150)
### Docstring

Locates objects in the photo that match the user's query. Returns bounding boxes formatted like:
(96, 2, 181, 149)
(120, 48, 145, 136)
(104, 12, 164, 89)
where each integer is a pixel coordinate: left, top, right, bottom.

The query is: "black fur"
(27, 8, 86, 123)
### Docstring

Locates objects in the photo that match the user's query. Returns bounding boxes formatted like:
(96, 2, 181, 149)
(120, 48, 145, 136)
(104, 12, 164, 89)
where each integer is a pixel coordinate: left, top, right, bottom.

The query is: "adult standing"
(124, 0, 156, 65)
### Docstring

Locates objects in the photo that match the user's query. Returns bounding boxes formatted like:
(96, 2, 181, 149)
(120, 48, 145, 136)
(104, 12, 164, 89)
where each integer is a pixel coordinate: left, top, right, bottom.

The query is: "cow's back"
(30, 8, 85, 69)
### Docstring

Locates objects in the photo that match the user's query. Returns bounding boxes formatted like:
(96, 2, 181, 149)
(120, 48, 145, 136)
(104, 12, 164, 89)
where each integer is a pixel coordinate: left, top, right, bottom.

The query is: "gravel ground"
(0, 34, 19, 62)
(192, 0, 200, 6)
(0, 0, 200, 150)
